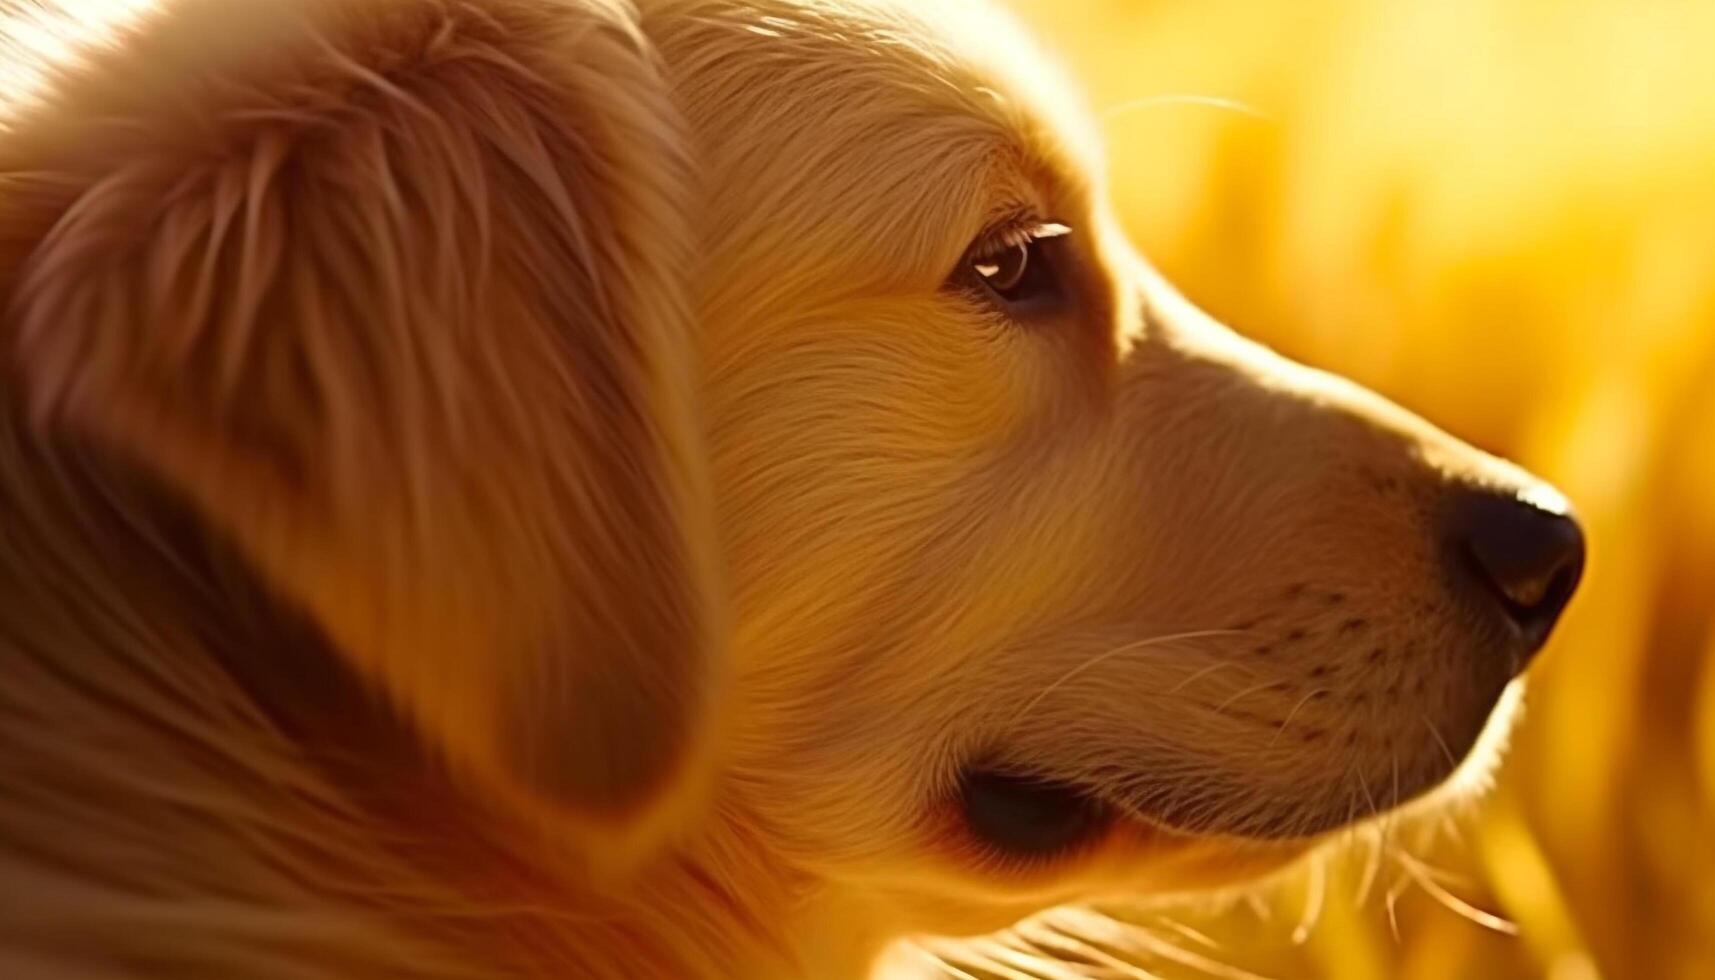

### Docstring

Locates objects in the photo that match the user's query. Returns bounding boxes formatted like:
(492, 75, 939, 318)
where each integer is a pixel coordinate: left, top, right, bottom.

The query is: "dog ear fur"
(0, 0, 720, 859)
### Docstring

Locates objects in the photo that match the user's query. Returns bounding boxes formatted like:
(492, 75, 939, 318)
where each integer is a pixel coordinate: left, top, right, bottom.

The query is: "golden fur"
(0, 1, 1579, 977)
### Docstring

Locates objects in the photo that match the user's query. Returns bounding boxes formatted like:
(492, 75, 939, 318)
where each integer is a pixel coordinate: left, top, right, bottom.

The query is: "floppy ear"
(0, 0, 719, 855)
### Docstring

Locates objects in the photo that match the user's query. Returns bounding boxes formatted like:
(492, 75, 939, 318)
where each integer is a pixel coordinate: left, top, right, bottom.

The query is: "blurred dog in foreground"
(0, 0, 1584, 976)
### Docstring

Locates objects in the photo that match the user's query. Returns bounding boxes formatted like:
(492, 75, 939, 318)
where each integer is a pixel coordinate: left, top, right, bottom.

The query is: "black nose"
(1445, 487, 1585, 659)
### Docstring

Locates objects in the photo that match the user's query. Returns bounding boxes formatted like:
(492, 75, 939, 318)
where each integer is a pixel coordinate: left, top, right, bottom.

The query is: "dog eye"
(958, 767, 1111, 859)
(962, 222, 1070, 313)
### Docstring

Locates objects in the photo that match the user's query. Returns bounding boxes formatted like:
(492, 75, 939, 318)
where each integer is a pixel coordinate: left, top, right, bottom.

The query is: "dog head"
(0, 0, 1583, 949)
(641, 0, 1583, 935)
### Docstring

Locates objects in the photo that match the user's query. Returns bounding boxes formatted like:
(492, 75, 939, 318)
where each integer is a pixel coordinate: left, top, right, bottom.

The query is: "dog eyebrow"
(763, 130, 1052, 293)
(899, 134, 1079, 281)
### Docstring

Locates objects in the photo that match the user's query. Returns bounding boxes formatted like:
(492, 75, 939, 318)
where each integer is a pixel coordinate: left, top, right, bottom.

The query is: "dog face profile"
(645, 0, 1582, 933)
(0, 0, 1584, 976)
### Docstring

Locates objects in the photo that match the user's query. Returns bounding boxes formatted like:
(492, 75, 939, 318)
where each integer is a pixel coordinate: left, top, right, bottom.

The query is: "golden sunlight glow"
(0, 0, 154, 119)
(6, 1, 1703, 976)
(889, 0, 1715, 976)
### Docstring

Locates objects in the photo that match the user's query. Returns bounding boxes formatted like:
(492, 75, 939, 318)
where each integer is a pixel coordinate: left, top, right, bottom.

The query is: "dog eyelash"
(967, 217, 1071, 265)
(955, 215, 1073, 312)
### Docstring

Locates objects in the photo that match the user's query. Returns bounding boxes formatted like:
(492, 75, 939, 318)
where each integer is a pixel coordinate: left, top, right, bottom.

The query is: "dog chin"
(1410, 677, 1526, 812)
(1113, 678, 1527, 842)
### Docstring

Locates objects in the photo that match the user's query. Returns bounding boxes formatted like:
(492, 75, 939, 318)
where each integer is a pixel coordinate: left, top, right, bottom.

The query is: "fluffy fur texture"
(0, 1, 1577, 977)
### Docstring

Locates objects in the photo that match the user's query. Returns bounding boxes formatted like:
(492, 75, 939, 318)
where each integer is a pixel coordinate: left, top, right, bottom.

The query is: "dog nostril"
(1445, 487, 1585, 660)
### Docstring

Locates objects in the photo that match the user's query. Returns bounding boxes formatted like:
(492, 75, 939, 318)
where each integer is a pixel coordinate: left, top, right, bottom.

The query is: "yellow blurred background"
(923, 0, 1715, 977)
(6, 2, 1709, 978)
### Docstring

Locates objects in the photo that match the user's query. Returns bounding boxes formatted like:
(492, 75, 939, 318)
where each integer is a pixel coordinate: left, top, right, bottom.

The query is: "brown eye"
(973, 242, 1031, 294)
(963, 222, 1070, 312)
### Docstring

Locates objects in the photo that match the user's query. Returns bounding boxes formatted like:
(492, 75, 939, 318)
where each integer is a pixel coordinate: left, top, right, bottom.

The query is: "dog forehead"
(641, 0, 1100, 287)
(645, 0, 1091, 147)
(645, 0, 1006, 62)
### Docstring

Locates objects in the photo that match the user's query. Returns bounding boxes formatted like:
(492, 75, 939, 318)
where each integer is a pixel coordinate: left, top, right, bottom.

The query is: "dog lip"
(1117, 796, 1342, 841)
(1117, 787, 1375, 841)
(1102, 738, 1480, 841)
(957, 767, 1117, 858)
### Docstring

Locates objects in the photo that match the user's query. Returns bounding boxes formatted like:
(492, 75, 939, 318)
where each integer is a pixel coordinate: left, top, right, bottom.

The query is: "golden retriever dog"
(0, 0, 1585, 977)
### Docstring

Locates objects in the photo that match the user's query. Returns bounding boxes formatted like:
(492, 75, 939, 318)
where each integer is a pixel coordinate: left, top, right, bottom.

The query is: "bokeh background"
(906, 1, 1715, 978)
(5, 2, 1708, 978)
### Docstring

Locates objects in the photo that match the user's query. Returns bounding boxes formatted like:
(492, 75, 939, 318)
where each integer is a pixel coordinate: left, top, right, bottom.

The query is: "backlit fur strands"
(4, 0, 722, 849)
(1, 1, 1580, 978)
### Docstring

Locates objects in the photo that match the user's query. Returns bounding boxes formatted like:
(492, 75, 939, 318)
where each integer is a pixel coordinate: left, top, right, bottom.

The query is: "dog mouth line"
(962, 735, 1483, 852)
(962, 660, 1518, 853)
(955, 763, 1330, 857)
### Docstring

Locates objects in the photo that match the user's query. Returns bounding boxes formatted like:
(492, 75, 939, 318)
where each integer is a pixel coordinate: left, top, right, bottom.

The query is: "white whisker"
(1353, 774, 1384, 908)
(1166, 659, 1240, 695)
(1438, 811, 1469, 850)
(1020, 629, 1249, 716)
(1420, 713, 1460, 772)
(1100, 93, 1273, 124)
(1290, 854, 1326, 945)
(1390, 753, 1402, 821)
(1393, 852, 1516, 935)
(1243, 891, 1272, 923)
(1267, 688, 1329, 749)
(1385, 870, 1412, 943)
(1213, 678, 1278, 714)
